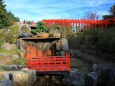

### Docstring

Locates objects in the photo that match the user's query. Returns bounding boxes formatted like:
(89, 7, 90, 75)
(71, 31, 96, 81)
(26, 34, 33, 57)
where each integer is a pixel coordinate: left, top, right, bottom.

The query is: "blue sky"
(4, 0, 115, 22)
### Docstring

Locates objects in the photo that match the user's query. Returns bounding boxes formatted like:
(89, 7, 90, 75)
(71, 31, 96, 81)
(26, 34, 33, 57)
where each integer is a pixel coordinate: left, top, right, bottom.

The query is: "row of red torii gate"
(41, 18, 115, 29)
(14, 18, 115, 29)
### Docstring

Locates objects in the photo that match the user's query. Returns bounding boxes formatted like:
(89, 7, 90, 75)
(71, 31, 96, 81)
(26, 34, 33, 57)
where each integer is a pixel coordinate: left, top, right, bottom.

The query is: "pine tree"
(7, 11, 20, 23)
(110, 4, 115, 16)
(103, 4, 115, 19)
(0, 0, 11, 28)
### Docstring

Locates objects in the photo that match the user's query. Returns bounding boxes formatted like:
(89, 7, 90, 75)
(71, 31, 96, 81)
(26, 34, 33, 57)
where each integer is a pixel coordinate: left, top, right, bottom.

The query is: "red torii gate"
(41, 18, 115, 29)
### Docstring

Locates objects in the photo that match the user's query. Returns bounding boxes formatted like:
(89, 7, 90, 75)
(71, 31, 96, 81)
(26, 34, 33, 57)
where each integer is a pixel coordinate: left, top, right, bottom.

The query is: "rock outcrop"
(0, 68, 36, 86)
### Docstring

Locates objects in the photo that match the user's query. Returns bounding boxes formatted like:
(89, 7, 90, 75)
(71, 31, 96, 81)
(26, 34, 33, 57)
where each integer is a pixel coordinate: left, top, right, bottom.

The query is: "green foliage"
(6, 25, 20, 44)
(0, 0, 11, 28)
(95, 28, 115, 53)
(0, 47, 18, 55)
(68, 33, 78, 49)
(48, 23, 73, 38)
(0, 0, 19, 28)
(7, 11, 20, 23)
(0, 65, 5, 71)
(31, 26, 38, 34)
(110, 4, 115, 16)
(68, 27, 115, 55)
(76, 29, 100, 45)
(27, 21, 32, 25)
(47, 23, 58, 33)
(0, 25, 20, 45)
(59, 25, 73, 38)
(31, 22, 47, 34)
(103, 4, 115, 19)
(21, 26, 31, 33)
(102, 15, 114, 20)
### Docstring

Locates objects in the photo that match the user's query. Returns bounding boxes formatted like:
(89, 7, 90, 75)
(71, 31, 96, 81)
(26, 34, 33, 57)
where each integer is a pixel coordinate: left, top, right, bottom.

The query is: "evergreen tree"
(7, 11, 19, 23)
(103, 4, 115, 19)
(0, 0, 20, 28)
(110, 4, 115, 16)
(0, 0, 11, 28)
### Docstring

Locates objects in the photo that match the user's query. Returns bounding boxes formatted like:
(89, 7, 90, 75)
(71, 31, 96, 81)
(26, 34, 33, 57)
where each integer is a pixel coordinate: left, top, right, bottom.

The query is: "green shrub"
(21, 26, 31, 33)
(68, 33, 78, 49)
(95, 28, 115, 53)
(68, 27, 115, 54)
(31, 22, 47, 34)
(0, 25, 20, 45)
(48, 24, 73, 38)
(59, 25, 73, 38)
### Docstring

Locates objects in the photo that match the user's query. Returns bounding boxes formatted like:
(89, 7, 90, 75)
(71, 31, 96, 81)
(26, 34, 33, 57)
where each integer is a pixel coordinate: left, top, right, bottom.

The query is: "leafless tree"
(84, 12, 100, 20)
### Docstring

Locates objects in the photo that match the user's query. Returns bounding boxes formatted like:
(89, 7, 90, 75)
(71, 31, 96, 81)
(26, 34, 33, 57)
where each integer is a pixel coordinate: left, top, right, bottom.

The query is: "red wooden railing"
(26, 45, 70, 72)
(41, 18, 115, 29)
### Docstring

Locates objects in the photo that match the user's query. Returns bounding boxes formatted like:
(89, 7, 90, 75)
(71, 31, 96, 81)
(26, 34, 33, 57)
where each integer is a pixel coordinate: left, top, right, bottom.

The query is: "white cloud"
(97, 11, 110, 16)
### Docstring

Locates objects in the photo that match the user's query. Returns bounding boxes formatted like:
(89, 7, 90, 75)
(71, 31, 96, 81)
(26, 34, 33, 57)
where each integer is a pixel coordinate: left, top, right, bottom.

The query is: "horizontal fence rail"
(41, 18, 115, 29)
(26, 45, 70, 72)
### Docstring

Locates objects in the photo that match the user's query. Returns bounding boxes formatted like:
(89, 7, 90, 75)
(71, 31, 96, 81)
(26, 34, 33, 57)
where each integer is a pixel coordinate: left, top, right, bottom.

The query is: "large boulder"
(0, 69, 36, 86)
(17, 39, 26, 50)
(12, 71, 31, 86)
(60, 38, 69, 51)
(1, 43, 17, 50)
(12, 69, 36, 86)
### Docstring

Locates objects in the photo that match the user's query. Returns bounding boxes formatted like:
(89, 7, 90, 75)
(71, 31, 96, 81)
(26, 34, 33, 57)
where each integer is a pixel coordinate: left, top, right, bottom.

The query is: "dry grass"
(5, 58, 26, 65)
